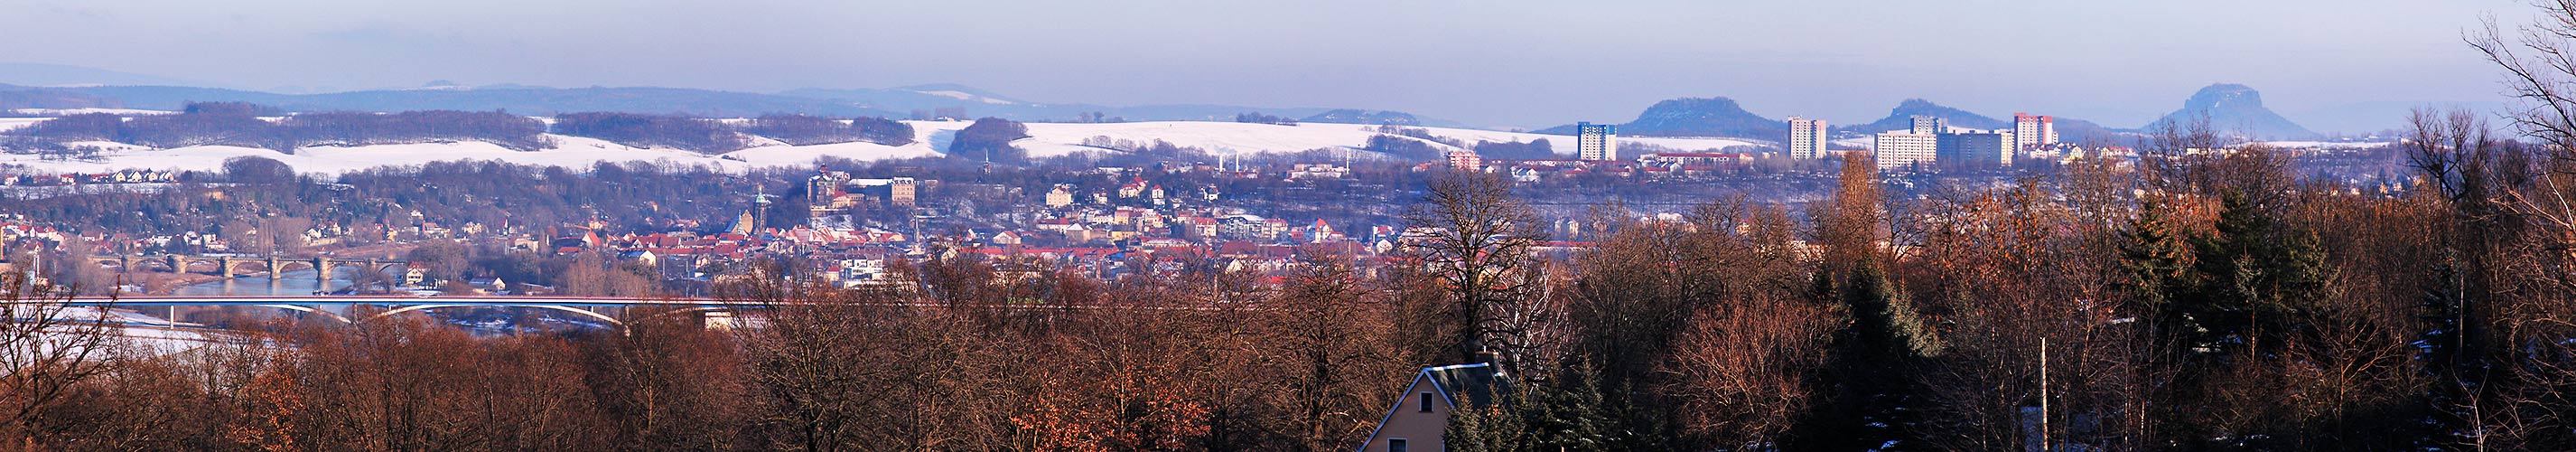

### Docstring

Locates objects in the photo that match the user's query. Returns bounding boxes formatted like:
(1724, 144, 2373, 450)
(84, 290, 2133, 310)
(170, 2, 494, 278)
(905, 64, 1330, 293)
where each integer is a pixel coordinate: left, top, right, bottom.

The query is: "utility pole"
(2039, 337, 2050, 452)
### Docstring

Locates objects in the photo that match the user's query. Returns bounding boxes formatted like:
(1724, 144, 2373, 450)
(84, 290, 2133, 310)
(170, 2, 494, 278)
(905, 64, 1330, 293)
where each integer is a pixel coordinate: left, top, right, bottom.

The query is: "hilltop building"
(1788, 117, 1828, 159)
(1577, 122, 1618, 161)
(805, 167, 923, 227)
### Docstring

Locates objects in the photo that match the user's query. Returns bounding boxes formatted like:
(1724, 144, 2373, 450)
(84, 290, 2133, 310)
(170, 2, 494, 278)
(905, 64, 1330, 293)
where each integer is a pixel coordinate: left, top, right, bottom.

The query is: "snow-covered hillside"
(727, 121, 1765, 166)
(1, 137, 757, 174)
(0, 118, 51, 133)
(0, 119, 1767, 176)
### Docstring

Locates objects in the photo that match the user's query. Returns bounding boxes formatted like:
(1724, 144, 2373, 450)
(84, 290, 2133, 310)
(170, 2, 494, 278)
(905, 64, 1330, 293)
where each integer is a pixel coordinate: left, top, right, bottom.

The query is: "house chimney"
(1474, 350, 1502, 367)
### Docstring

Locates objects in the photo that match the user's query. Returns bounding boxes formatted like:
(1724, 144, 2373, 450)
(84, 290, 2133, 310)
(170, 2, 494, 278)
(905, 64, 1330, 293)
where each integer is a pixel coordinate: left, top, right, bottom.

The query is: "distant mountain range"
(0, 64, 2378, 138)
(777, 84, 1455, 126)
(1299, 109, 1423, 127)
(2147, 83, 2319, 139)
(1542, 96, 2128, 145)
(1546, 84, 2345, 145)
(1835, 99, 2123, 144)
(0, 83, 905, 118)
(1534, 97, 1785, 140)
(0, 62, 210, 88)
(1839, 99, 2011, 132)
(0, 64, 1455, 126)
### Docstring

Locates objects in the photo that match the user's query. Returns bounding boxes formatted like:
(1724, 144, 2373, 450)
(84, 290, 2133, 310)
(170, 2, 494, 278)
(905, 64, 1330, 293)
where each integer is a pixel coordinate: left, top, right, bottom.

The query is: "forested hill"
(1841, 99, 2007, 133)
(1534, 96, 1784, 139)
(0, 81, 1458, 127)
(0, 84, 901, 118)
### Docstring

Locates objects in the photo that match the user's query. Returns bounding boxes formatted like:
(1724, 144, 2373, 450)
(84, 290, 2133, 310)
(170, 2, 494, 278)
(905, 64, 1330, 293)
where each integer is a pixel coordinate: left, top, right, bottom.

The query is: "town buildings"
(1576, 122, 1618, 161)
(1936, 128, 2014, 168)
(1911, 115, 1946, 135)
(1872, 130, 1938, 171)
(805, 168, 921, 226)
(1445, 150, 1481, 171)
(1787, 117, 1828, 159)
(2014, 113, 2058, 149)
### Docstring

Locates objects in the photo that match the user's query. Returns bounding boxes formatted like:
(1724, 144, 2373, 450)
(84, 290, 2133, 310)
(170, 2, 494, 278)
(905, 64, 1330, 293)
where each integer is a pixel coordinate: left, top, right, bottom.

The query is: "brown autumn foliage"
(18, 68, 2576, 452)
(5, 135, 2576, 451)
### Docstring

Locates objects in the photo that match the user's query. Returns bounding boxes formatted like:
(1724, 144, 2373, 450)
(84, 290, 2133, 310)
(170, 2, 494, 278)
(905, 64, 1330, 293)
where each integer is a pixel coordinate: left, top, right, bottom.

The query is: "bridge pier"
(314, 257, 332, 287)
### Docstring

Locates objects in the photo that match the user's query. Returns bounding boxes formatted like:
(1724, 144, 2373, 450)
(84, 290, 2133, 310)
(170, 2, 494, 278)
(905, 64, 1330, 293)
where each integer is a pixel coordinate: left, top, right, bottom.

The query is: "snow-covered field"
(9, 108, 173, 116)
(0, 117, 51, 133)
(27, 306, 225, 356)
(0, 137, 760, 174)
(734, 121, 1763, 166)
(2255, 140, 2392, 150)
(0, 119, 1767, 176)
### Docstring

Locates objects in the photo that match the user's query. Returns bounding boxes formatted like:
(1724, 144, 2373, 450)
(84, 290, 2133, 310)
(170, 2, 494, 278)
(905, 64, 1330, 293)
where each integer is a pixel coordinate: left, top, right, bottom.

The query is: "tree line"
(742, 114, 915, 147)
(951, 118, 1031, 165)
(12, 110, 2576, 449)
(5, 103, 549, 152)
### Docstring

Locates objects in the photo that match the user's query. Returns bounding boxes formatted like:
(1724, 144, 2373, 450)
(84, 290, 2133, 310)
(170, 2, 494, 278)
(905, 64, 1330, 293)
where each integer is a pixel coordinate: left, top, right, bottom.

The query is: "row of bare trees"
(0, 245, 1441, 451)
(6, 107, 550, 152)
(6, 125, 2575, 451)
(17, 6, 2576, 441)
(1405, 99, 2576, 450)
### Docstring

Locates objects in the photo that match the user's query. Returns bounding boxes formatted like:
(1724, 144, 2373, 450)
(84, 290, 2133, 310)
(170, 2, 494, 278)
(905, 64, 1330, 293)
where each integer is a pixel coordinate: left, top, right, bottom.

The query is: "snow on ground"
(723, 139, 944, 166)
(25, 306, 223, 356)
(2256, 140, 2392, 150)
(1009, 121, 1764, 159)
(0, 118, 50, 133)
(0, 135, 755, 175)
(913, 89, 1018, 105)
(0, 118, 1770, 176)
(9, 108, 173, 116)
(0, 183, 193, 199)
(296, 136, 750, 173)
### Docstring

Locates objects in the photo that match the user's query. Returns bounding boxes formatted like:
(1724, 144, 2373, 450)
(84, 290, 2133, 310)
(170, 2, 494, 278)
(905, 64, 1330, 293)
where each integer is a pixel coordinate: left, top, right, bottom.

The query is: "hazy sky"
(0, 0, 2537, 129)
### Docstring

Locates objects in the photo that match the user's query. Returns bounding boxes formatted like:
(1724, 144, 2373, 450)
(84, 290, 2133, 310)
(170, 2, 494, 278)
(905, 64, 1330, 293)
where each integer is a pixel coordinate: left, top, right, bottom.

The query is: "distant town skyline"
(0, 0, 2534, 131)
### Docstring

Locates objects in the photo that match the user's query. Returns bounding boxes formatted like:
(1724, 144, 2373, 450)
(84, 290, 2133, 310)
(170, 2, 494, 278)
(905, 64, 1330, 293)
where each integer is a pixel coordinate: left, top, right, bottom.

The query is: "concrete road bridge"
(52, 295, 1247, 330)
(61, 296, 744, 327)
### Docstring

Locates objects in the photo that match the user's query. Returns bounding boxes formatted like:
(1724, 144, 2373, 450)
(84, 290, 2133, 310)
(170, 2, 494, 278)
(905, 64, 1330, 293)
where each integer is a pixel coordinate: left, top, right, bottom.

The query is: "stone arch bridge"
(87, 255, 406, 281)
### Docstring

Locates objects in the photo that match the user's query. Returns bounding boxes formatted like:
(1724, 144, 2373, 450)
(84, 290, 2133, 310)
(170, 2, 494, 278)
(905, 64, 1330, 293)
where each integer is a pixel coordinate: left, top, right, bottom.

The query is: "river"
(171, 268, 394, 296)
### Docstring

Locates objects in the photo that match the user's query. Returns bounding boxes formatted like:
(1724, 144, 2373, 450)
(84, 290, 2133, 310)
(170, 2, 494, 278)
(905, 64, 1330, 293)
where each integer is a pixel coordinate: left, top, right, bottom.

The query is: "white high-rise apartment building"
(2013, 113, 2057, 150)
(1910, 116, 1946, 135)
(1787, 117, 1828, 159)
(1872, 131, 1937, 171)
(1577, 122, 1618, 161)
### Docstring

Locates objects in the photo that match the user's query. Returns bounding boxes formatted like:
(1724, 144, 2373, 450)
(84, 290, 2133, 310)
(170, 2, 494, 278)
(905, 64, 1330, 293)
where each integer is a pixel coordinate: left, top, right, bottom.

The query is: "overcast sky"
(0, 0, 2537, 129)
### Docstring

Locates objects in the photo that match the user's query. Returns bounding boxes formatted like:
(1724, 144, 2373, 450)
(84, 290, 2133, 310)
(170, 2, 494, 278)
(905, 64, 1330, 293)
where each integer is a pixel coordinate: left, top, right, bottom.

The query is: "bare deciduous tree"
(1402, 171, 1550, 372)
(0, 272, 115, 447)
